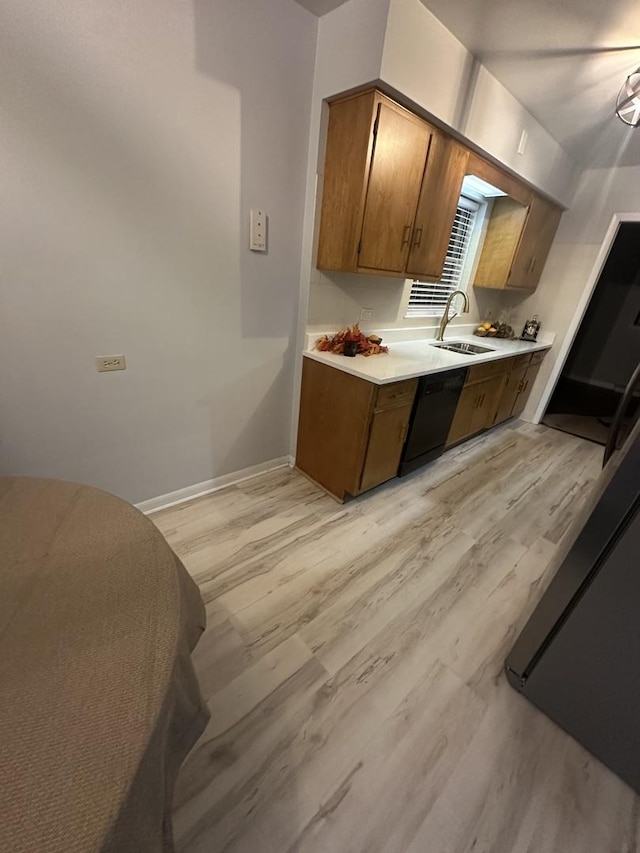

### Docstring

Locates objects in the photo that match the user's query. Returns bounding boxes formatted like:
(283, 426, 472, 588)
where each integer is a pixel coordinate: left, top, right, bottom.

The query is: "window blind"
(406, 196, 480, 317)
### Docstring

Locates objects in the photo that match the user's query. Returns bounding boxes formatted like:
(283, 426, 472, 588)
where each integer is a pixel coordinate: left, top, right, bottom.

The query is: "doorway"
(542, 222, 640, 446)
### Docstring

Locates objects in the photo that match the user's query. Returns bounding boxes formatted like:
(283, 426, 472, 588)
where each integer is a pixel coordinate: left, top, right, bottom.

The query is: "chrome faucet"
(436, 289, 469, 341)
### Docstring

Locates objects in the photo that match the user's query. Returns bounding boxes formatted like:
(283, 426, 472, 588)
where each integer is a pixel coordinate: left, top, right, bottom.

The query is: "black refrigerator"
(506, 417, 640, 792)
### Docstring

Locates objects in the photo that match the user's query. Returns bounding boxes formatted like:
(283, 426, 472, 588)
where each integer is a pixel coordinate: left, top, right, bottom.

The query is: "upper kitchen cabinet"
(316, 90, 468, 281)
(468, 153, 563, 292)
(405, 135, 469, 279)
(507, 194, 563, 290)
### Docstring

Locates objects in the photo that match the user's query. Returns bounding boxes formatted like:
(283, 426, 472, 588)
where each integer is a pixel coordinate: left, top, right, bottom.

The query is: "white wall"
(313, 0, 390, 98)
(512, 165, 640, 420)
(0, 0, 317, 503)
(380, 0, 470, 130)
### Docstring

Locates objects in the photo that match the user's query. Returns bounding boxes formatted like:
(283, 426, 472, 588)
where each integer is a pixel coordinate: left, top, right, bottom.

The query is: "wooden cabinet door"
(358, 102, 432, 274)
(446, 385, 482, 446)
(493, 365, 528, 425)
(512, 362, 542, 418)
(508, 195, 563, 290)
(359, 403, 414, 493)
(406, 136, 469, 280)
(296, 358, 375, 501)
(472, 196, 529, 289)
(472, 375, 505, 432)
(317, 90, 378, 272)
(447, 375, 505, 446)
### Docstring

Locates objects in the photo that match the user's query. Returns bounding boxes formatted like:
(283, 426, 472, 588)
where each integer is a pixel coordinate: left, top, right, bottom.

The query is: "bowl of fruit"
(474, 320, 515, 340)
(475, 321, 497, 337)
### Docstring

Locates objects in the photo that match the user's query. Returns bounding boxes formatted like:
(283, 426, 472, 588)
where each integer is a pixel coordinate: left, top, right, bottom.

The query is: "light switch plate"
(95, 355, 126, 372)
(249, 208, 267, 252)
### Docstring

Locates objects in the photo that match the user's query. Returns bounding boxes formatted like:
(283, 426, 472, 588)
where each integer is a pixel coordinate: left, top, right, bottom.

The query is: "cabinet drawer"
(466, 360, 510, 385)
(529, 350, 546, 367)
(509, 353, 533, 370)
(375, 379, 418, 411)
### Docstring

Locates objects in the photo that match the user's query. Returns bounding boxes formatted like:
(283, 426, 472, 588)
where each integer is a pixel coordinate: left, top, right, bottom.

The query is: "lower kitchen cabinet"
(492, 353, 532, 425)
(511, 352, 544, 419)
(359, 403, 414, 493)
(447, 351, 547, 445)
(296, 358, 418, 501)
(446, 362, 507, 446)
(446, 376, 504, 446)
(493, 364, 528, 425)
(296, 349, 548, 501)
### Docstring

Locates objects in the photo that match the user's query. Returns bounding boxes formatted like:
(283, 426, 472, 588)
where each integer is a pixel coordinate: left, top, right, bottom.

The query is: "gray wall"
(0, 0, 317, 502)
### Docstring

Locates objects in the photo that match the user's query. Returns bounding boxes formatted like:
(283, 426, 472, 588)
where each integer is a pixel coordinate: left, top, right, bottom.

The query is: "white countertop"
(303, 334, 553, 385)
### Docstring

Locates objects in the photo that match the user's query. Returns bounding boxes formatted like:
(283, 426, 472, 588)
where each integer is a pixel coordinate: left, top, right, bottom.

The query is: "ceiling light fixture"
(616, 70, 640, 127)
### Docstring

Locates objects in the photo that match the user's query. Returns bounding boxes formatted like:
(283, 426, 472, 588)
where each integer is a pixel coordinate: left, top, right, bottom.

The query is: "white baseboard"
(136, 456, 293, 515)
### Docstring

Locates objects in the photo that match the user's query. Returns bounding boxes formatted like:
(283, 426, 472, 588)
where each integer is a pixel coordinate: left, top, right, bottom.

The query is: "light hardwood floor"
(153, 422, 640, 853)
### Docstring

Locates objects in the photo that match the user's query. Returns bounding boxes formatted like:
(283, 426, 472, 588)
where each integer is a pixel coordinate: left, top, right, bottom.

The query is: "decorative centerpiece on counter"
(520, 315, 542, 341)
(474, 320, 515, 339)
(316, 324, 389, 357)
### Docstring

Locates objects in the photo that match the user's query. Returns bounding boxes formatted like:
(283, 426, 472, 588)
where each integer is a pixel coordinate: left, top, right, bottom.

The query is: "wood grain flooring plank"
(190, 600, 255, 700)
(195, 508, 379, 607)
(300, 528, 475, 676)
(286, 660, 487, 853)
(439, 537, 557, 698)
(405, 679, 636, 853)
(206, 634, 314, 736)
(173, 652, 330, 843)
(230, 517, 466, 661)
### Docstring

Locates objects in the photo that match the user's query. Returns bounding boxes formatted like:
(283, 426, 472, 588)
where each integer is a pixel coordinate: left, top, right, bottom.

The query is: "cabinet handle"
(399, 422, 408, 444)
(412, 227, 423, 248)
(516, 381, 525, 393)
(479, 393, 485, 408)
(401, 225, 412, 248)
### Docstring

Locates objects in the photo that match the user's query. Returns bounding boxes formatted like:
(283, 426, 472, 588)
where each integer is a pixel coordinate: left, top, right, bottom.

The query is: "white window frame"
(405, 195, 482, 318)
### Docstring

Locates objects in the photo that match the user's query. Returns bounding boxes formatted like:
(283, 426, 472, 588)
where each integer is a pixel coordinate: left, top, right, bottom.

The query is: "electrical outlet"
(95, 355, 126, 372)
(359, 307, 373, 322)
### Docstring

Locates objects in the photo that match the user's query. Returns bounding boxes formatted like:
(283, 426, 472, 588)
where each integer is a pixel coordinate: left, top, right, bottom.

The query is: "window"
(405, 196, 480, 317)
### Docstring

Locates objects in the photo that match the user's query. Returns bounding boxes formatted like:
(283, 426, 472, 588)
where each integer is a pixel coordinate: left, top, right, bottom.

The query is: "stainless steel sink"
(430, 341, 495, 355)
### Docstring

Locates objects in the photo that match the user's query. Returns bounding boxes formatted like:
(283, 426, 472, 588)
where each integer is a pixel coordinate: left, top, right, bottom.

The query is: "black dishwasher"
(398, 368, 467, 476)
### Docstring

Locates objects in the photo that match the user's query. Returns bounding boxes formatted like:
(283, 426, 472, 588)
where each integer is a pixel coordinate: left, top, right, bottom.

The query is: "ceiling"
(418, 0, 640, 168)
(297, 0, 640, 168)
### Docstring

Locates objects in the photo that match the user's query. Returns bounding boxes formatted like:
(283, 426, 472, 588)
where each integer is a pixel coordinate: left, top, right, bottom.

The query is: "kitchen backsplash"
(307, 268, 539, 334)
